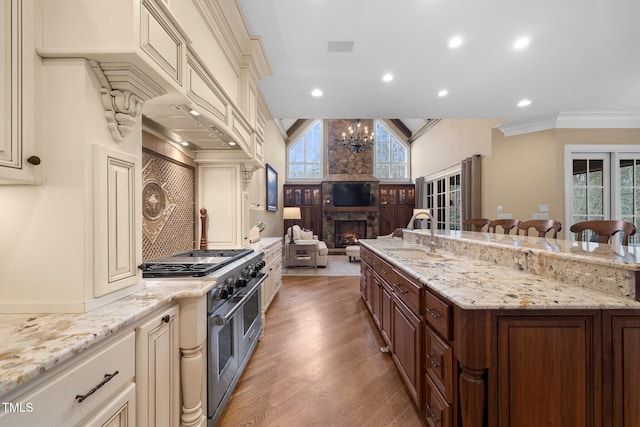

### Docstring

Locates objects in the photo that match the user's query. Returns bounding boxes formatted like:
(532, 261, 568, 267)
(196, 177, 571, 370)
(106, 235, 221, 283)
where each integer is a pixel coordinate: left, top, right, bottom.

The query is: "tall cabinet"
(283, 184, 323, 235)
(379, 184, 415, 236)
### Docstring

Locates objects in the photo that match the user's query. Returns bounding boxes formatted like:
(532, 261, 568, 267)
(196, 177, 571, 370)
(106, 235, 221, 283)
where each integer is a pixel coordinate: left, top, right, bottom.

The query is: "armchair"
(284, 225, 329, 267)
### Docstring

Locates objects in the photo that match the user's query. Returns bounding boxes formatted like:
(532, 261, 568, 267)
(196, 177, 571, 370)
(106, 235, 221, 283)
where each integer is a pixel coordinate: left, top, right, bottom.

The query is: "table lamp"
(283, 207, 302, 244)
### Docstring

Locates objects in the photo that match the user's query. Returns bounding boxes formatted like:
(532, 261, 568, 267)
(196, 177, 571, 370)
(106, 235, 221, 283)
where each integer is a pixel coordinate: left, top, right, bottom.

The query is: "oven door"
(238, 274, 265, 363)
(207, 273, 267, 419)
(207, 307, 240, 416)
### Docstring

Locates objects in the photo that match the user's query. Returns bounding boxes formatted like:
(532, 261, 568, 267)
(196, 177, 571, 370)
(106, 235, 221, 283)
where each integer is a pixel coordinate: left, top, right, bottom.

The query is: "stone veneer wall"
(322, 119, 379, 249)
(327, 119, 374, 174)
(142, 132, 197, 260)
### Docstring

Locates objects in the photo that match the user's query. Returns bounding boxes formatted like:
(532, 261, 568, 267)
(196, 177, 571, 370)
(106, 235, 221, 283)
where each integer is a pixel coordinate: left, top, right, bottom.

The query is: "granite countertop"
(0, 238, 280, 398)
(361, 238, 640, 311)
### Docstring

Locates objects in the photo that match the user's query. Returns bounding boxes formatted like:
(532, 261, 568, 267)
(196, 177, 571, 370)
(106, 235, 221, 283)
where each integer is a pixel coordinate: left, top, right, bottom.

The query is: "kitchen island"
(359, 230, 640, 427)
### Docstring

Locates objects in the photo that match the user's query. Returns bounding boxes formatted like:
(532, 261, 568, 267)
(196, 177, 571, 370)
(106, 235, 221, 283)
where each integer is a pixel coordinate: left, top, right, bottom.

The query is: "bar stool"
(569, 220, 636, 245)
(462, 218, 491, 232)
(518, 220, 562, 238)
(488, 219, 522, 235)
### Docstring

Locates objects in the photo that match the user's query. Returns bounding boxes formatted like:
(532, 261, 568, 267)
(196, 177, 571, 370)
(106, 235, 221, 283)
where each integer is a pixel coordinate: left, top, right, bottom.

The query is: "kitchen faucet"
(406, 209, 437, 253)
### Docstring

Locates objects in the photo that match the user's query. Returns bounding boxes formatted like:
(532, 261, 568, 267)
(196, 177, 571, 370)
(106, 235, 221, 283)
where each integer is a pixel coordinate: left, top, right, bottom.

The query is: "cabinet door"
(496, 316, 597, 427)
(136, 305, 180, 427)
(371, 273, 383, 328)
(381, 282, 393, 348)
(0, 0, 41, 184)
(392, 298, 423, 408)
(611, 316, 640, 427)
(94, 146, 141, 297)
(379, 205, 397, 236)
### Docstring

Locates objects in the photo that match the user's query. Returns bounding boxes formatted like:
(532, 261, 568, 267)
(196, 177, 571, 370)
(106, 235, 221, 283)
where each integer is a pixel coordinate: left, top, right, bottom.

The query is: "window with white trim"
(287, 121, 322, 180)
(565, 145, 640, 245)
(374, 121, 409, 180)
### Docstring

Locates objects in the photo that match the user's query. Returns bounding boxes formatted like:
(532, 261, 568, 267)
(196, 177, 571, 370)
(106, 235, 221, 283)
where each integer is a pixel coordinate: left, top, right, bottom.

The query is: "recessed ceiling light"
(517, 99, 532, 107)
(448, 37, 463, 48)
(438, 89, 448, 97)
(311, 89, 323, 97)
(189, 109, 200, 116)
(180, 141, 189, 146)
(514, 37, 530, 50)
(227, 141, 237, 146)
(382, 73, 394, 82)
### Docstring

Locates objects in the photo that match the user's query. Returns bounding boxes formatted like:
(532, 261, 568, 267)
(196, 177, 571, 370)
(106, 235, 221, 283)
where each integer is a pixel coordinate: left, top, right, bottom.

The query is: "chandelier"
(338, 120, 374, 154)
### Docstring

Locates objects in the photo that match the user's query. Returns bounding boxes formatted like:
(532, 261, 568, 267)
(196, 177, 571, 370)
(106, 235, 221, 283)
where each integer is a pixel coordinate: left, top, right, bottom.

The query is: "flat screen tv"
(333, 183, 372, 206)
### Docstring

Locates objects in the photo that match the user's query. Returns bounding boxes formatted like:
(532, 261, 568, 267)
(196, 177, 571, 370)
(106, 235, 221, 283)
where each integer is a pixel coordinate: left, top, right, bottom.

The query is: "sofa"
(284, 225, 329, 267)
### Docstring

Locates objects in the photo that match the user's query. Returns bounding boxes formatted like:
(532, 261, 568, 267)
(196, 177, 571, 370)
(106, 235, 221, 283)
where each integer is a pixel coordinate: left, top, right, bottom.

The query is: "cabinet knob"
(27, 156, 41, 165)
(161, 314, 170, 323)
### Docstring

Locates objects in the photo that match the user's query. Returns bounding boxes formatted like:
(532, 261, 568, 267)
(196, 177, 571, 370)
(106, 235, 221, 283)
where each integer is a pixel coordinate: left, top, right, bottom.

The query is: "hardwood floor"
(217, 275, 424, 427)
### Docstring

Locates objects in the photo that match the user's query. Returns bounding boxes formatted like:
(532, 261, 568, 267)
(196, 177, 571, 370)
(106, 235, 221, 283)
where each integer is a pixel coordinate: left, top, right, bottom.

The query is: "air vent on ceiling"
(327, 41, 354, 53)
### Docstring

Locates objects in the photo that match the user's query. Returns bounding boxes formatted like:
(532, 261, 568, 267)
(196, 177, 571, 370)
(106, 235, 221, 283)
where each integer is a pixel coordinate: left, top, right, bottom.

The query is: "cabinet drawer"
(361, 246, 373, 264)
(0, 332, 135, 426)
(425, 289, 452, 340)
(425, 375, 452, 427)
(392, 269, 421, 316)
(372, 255, 395, 285)
(425, 326, 454, 402)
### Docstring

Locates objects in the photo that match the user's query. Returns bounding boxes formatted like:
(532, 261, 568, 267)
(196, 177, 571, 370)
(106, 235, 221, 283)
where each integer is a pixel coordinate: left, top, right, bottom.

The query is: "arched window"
(287, 121, 322, 180)
(374, 121, 409, 180)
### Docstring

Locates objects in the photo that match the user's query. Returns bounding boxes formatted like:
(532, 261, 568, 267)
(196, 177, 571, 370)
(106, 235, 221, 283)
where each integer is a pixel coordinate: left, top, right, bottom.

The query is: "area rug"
(282, 254, 360, 276)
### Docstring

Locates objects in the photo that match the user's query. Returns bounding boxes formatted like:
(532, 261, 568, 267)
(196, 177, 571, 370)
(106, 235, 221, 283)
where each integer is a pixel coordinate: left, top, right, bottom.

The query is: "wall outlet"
(532, 212, 549, 220)
(497, 205, 503, 213)
(539, 204, 549, 212)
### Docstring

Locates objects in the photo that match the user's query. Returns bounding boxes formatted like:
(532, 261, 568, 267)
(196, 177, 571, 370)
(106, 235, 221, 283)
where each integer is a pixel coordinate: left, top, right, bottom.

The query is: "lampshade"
(413, 208, 431, 216)
(283, 207, 301, 220)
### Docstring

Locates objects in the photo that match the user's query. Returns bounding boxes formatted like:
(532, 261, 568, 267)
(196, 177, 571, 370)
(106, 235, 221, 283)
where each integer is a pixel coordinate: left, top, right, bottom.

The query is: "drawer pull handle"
(426, 353, 441, 368)
(393, 284, 408, 294)
(75, 371, 119, 403)
(162, 314, 171, 323)
(426, 308, 442, 319)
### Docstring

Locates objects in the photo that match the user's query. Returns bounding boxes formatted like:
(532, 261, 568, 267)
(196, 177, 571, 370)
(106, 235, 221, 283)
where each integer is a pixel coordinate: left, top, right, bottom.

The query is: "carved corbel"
(241, 163, 261, 191)
(89, 60, 166, 142)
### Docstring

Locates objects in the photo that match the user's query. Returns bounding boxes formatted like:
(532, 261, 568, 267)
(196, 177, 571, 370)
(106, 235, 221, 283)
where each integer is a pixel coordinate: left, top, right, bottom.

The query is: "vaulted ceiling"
(238, 0, 640, 134)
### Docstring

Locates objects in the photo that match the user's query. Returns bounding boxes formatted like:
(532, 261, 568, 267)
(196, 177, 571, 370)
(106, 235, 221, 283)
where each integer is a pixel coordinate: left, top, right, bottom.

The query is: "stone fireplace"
(321, 119, 380, 250)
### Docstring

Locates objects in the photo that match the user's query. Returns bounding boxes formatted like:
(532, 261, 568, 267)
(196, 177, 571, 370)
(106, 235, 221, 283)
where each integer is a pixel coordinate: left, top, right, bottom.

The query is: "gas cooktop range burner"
(141, 248, 255, 278)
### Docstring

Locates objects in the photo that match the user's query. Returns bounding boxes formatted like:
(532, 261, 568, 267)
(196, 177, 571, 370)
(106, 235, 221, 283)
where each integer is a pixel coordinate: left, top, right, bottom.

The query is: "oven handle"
(210, 273, 267, 326)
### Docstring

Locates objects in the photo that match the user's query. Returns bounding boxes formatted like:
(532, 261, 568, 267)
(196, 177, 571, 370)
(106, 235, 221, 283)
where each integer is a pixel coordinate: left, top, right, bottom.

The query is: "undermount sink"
(385, 248, 445, 259)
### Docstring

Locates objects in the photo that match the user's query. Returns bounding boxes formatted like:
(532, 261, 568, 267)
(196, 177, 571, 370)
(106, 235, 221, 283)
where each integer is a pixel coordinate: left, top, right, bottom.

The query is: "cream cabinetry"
(260, 239, 283, 324)
(135, 305, 180, 427)
(199, 164, 249, 248)
(0, 332, 136, 426)
(249, 166, 265, 209)
(0, 304, 182, 427)
(0, 0, 41, 184)
(93, 145, 142, 298)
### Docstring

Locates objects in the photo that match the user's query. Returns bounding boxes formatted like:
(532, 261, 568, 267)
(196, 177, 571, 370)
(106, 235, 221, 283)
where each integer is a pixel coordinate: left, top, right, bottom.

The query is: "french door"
(565, 146, 640, 245)
(424, 171, 461, 232)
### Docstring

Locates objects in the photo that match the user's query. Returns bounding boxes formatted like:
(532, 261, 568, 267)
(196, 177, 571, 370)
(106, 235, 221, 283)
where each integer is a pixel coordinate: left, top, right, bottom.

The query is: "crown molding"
(496, 112, 640, 137)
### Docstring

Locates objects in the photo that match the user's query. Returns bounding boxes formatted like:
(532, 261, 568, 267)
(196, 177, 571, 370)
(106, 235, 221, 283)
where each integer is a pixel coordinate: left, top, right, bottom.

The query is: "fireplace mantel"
(324, 207, 378, 212)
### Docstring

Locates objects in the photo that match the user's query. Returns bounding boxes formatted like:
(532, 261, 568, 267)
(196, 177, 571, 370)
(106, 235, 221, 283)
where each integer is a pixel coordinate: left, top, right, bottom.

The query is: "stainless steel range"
(140, 248, 255, 278)
(140, 248, 266, 427)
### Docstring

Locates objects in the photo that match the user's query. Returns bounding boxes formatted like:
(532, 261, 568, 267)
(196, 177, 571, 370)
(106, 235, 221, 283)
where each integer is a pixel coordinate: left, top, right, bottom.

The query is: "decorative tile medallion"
(142, 161, 176, 243)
